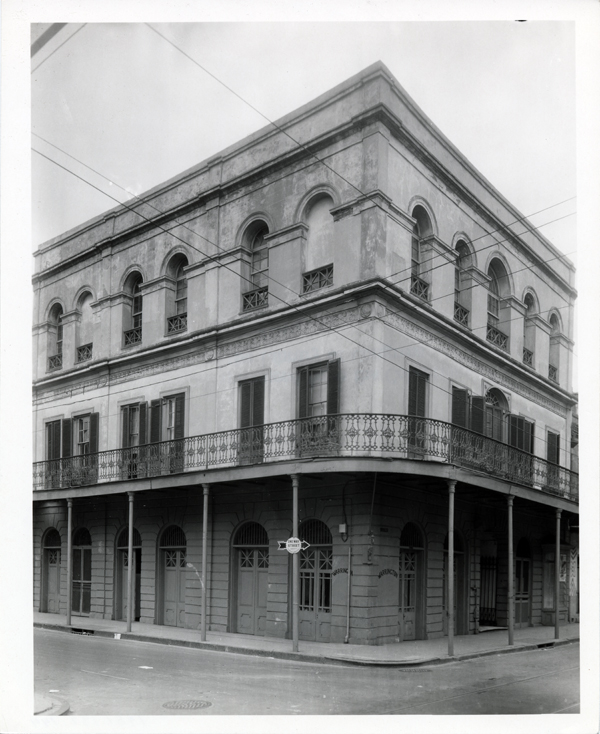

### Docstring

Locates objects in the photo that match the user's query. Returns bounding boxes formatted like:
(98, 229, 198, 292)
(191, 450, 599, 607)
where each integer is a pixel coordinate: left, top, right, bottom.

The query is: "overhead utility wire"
(33, 146, 576, 415)
(31, 24, 87, 74)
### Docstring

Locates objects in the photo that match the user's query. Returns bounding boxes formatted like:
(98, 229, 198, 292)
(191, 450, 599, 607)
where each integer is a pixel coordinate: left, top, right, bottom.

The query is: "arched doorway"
(399, 522, 425, 641)
(443, 532, 467, 635)
(232, 522, 269, 635)
(159, 525, 187, 627)
(42, 528, 61, 613)
(115, 527, 142, 622)
(298, 519, 332, 642)
(515, 538, 531, 627)
(72, 528, 92, 616)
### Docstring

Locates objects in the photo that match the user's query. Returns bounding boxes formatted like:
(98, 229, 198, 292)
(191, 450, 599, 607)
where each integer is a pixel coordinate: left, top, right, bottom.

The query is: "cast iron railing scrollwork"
(454, 302, 469, 327)
(166, 314, 187, 334)
(33, 413, 578, 502)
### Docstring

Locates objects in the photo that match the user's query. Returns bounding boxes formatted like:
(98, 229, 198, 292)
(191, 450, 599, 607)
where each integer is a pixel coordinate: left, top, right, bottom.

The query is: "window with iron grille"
(77, 343, 93, 362)
(302, 264, 333, 294)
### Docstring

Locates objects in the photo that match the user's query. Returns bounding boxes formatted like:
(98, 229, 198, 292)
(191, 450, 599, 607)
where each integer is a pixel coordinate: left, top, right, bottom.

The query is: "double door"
(399, 550, 418, 641)
(515, 557, 531, 627)
(298, 547, 332, 642)
(162, 548, 186, 627)
(236, 548, 268, 635)
(43, 549, 61, 613)
(117, 549, 141, 622)
(72, 547, 91, 615)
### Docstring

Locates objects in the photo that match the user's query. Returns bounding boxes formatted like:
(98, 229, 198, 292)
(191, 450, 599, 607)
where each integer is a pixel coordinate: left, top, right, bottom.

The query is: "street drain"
(162, 700, 212, 710)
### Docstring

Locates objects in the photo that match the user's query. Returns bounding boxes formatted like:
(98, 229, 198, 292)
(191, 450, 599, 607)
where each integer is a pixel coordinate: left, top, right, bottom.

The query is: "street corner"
(35, 692, 70, 716)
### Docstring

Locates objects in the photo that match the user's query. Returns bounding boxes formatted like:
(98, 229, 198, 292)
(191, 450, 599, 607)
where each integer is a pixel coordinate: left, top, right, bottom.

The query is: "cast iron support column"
(447, 480, 456, 657)
(291, 474, 300, 653)
(66, 498, 73, 626)
(126, 492, 134, 633)
(555, 508, 562, 640)
(507, 495, 514, 646)
(201, 484, 210, 642)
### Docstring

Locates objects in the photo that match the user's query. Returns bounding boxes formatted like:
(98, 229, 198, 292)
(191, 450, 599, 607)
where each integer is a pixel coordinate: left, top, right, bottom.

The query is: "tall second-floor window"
(243, 225, 269, 311)
(124, 273, 143, 347)
(409, 205, 432, 301)
(47, 304, 64, 371)
(548, 313, 560, 382)
(166, 255, 189, 334)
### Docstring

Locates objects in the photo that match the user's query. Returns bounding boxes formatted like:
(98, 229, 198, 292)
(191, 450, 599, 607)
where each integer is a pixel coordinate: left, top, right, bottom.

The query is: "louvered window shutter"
(240, 381, 252, 428)
(47, 421, 61, 460)
(89, 413, 99, 453)
(122, 407, 130, 448)
(508, 415, 519, 448)
(150, 400, 161, 442)
(174, 394, 185, 440)
(298, 367, 308, 418)
(139, 403, 147, 445)
(61, 418, 72, 458)
(524, 420, 533, 454)
(547, 431, 560, 465)
(327, 359, 341, 415)
(451, 388, 469, 428)
(470, 396, 485, 435)
(253, 377, 265, 426)
(408, 367, 427, 417)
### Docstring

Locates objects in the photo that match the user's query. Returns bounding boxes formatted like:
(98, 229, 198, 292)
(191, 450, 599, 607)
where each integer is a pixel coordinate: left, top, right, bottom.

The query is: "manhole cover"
(162, 700, 211, 710)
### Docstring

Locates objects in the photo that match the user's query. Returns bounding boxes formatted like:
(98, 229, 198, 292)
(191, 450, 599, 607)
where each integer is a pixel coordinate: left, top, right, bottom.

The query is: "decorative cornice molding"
(382, 307, 567, 417)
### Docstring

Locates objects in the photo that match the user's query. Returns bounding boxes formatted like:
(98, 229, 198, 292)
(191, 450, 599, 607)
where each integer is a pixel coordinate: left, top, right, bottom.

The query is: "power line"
(31, 24, 87, 74)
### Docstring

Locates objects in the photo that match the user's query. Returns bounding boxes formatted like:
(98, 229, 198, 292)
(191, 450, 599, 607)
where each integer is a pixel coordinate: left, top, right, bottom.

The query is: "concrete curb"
(34, 622, 579, 669)
(35, 694, 70, 716)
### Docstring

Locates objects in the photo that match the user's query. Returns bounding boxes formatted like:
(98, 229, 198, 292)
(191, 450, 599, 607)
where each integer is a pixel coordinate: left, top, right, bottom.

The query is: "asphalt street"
(34, 627, 580, 715)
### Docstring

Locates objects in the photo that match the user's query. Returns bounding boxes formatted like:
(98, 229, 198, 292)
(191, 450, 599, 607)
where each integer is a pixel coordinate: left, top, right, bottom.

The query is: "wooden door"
(399, 550, 417, 641)
(163, 548, 186, 627)
(298, 547, 332, 642)
(44, 549, 61, 613)
(72, 547, 91, 615)
(236, 548, 268, 635)
(515, 557, 531, 627)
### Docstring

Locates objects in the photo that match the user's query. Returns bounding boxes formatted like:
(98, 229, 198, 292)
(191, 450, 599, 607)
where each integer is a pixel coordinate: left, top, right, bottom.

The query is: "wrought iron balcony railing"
(410, 274, 429, 301)
(167, 314, 187, 334)
(303, 264, 333, 294)
(549, 364, 559, 383)
(47, 354, 63, 371)
(454, 302, 469, 327)
(486, 324, 508, 351)
(76, 343, 93, 363)
(33, 413, 578, 502)
(523, 348, 534, 368)
(123, 327, 142, 347)
(242, 287, 268, 312)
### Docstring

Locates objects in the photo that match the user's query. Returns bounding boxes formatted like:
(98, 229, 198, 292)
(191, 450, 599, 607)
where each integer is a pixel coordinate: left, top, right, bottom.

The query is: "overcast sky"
(32, 21, 577, 263)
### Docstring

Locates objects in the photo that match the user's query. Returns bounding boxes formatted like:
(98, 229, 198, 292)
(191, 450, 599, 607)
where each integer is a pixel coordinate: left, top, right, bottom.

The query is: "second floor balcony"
(33, 413, 578, 503)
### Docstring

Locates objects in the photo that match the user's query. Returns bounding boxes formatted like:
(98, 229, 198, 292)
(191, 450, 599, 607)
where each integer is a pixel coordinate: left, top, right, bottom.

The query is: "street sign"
(277, 537, 310, 554)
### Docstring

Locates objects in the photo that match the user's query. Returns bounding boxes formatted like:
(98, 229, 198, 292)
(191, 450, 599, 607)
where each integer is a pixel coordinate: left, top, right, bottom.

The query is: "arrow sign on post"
(278, 537, 310, 554)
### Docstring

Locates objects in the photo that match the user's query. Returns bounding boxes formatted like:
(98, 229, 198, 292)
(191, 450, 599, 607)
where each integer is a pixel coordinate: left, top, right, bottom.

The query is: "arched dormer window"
(166, 255, 188, 335)
(522, 293, 536, 368)
(410, 205, 432, 301)
(76, 292, 94, 363)
(242, 223, 269, 312)
(548, 312, 560, 382)
(302, 195, 334, 294)
(47, 304, 64, 371)
(454, 241, 470, 327)
(486, 259, 510, 350)
(124, 272, 143, 347)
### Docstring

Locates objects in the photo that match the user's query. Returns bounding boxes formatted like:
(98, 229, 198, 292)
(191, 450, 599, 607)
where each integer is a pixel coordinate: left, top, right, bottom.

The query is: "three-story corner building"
(32, 62, 578, 647)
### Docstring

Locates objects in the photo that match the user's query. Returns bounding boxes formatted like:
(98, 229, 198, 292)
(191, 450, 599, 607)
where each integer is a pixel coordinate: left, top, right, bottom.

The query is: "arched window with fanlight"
(123, 272, 143, 346)
(47, 303, 64, 371)
(242, 224, 269, 311)
(76, 291, 94, 363)
(486, 259, 510, 351)
(454, 241, 470, 327)
(410, 205, 433, 301)
(522, 292, 536, 368)
(548, 312, 560, 383)
(166, 255, 189, 335)
(302, 195, 334, 294)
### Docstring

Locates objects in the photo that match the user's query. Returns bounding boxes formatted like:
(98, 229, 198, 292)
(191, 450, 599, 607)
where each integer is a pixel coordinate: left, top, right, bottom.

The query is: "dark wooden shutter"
(298, 367, 308, 418)
(150, 400, 161, 442)
(139, 403, 147, 445)
(122, 406, 130, 448)
(524, 420, 533, 454)
(408, 367, 427, 417)
(47, 421, 61, 460)
(253, 377, 265, 426)
(451, 388, 469, 428)
(327, 359, 341, 415)
(547, 431, 560, 465)
(240, 381, 252, 428)
(174, 394, 185, 440)
(89, 412, 99, 453)
(470, 396, 485, 435)
(508, 415, 519, 448)
(61, 418, 72, 458)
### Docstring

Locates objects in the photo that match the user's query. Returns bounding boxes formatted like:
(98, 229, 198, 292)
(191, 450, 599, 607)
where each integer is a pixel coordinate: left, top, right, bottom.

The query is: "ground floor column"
(126, 492, 134, 633)
(201, 484, 210, 642)
(66, 498, 73, 626)
(507, 495, 514, 646)
(555, 509, 562, 640)
(447, 480, 456, 657)
(291, 474, 299, 653)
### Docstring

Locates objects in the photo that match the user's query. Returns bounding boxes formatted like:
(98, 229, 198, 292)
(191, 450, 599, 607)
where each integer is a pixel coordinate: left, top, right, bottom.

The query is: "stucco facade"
(33, 62, 578, 646)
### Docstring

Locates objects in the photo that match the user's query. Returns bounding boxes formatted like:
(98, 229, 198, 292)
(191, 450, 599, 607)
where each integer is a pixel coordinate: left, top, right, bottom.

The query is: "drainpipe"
(555, 509, 562, 641)
(201, 484, 210, 642)
(344, 546, 352, 643)
(126, 492, 134, 633)
(66, 498, 73, 626)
